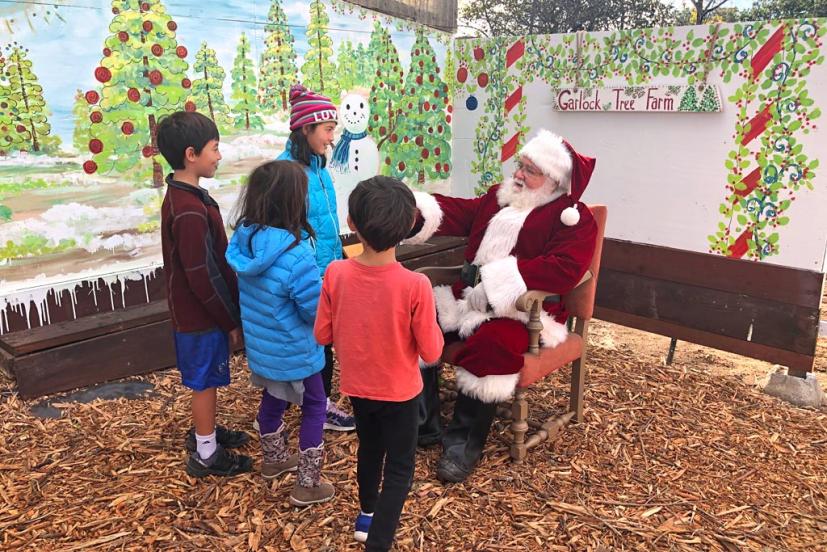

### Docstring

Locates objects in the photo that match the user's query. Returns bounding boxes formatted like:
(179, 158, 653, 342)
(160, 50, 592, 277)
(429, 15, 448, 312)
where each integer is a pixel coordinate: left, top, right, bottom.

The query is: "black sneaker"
(185, 445, 253, 478)
(185, 425, 250, 453)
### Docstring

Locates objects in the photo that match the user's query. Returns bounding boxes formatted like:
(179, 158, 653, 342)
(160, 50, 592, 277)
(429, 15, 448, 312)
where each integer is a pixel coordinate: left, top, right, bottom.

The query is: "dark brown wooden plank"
(397, 236, 468, 262)
(596, 269, 819, 356)
(1, 301, 170, 356)
(12, 318, 176, 399)
(401, 246, 467, 272)
(602, 239, 824, 309)
(594, 307, 815, 372)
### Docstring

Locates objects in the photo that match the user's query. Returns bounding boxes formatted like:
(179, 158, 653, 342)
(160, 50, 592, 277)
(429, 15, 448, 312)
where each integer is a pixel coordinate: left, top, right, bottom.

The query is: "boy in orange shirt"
(314, 176, 443, 551)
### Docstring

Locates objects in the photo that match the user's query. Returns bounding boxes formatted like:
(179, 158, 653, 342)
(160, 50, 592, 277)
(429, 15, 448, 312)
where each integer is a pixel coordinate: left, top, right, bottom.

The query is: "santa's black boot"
(436, 392, 497, 483)
(417, 364, 443, 448)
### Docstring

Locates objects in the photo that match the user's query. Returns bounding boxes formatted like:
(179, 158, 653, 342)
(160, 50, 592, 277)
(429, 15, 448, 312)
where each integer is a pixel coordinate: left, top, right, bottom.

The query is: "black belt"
(460, 261, 559, 305)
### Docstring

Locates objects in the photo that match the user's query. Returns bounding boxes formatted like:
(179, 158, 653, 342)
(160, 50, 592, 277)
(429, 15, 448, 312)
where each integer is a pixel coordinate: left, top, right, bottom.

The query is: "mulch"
(1, 320, 825, 551)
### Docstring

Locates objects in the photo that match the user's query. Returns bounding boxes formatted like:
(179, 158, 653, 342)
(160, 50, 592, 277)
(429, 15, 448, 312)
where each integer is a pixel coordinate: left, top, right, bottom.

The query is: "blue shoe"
(324, 401, 356, 432)
(354, 512, 373, 543)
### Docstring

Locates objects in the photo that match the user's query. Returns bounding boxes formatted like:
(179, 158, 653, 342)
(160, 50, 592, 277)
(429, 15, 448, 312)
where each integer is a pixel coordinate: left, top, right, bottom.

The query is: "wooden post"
(570, 318, 589, 423)
(510, 387, 529, 462)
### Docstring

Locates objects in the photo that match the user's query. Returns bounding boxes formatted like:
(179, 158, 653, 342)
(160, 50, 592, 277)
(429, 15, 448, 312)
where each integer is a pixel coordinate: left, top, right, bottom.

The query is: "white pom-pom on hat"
(561, 202, 580, 226)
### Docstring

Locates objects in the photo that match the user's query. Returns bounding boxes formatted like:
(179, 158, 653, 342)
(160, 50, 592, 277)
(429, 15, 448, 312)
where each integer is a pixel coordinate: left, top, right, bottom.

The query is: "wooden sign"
(553, 85, 722, 113)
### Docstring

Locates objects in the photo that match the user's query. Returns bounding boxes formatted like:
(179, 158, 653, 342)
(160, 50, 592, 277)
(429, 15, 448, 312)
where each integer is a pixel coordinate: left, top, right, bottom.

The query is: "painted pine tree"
(72, 89, 93, 154)
(231, 33, 263, 130)
(387, 30, 451, 185)
(3, 42, 51, 153)
(367, 22, 404, 152)
(301, 0, 339, 99)
(0, 51, 21, 154)
(83, 0, 192, 187)
(699, 85, 720, 112)
(259, 0, 298, 113)
(678, 86, 698, 112)
(192, 42, 231, 129)
(354, 42, 375, 88)
(336, 39, 358, 93)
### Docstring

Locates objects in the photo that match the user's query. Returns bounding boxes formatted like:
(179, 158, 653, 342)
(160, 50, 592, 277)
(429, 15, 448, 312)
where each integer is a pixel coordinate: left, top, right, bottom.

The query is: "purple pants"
(257, 372, 326, 450)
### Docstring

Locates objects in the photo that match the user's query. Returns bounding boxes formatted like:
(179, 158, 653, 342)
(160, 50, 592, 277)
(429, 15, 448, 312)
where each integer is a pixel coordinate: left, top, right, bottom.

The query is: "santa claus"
(408, 129, 597, 483)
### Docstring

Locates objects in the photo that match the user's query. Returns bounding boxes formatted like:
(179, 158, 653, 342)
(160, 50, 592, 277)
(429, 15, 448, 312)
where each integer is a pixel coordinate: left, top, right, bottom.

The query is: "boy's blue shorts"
(173, 328, 231, 391)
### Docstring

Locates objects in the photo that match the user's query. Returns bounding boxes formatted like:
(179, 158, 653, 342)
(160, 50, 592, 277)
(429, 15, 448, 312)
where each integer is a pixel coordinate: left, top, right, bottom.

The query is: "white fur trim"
(480, 256, 527, 317)
(433, 285, 462, 332)
(519, 130, 572, 189)
(539, 312, 569, 348)
(473, 206, 531, 265)
(402, 191, 442, 245)
(455, 367, 519, 403)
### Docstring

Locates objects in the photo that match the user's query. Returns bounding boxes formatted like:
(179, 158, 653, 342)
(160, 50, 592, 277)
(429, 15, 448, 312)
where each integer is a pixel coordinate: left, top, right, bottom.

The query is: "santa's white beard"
(497, 177, 566, 209)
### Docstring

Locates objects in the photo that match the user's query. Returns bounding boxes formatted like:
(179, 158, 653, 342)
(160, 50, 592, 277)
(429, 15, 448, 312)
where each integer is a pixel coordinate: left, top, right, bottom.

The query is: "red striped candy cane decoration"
(500, 38, 525, 163)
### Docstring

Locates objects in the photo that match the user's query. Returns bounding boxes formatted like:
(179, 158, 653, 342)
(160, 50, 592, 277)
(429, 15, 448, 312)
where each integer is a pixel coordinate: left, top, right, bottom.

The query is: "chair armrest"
(414, 266, 463, 287)
(516, 270, 592, 314)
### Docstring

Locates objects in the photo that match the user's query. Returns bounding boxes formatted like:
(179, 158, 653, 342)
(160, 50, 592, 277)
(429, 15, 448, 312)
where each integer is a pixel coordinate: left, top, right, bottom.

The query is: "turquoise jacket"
(277, 142, 342, 276)
(225, 223, 324, 381)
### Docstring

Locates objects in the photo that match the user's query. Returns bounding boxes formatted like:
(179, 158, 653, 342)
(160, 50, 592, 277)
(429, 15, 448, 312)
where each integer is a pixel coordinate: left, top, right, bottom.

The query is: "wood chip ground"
(1, 320, 825, 551)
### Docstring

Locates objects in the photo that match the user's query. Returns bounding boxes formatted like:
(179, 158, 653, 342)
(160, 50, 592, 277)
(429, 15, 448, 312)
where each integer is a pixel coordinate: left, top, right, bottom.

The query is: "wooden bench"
(0, 301, 176, 399)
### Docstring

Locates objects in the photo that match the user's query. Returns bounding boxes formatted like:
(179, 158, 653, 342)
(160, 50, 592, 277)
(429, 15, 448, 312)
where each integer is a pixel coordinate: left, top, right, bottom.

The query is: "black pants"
(322, 344, 334, 397)
(350, 396, 419, 552)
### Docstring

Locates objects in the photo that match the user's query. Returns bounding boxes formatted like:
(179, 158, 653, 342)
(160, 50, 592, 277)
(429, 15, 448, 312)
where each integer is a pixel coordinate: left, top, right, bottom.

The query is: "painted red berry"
(89, 139, 104, 154)
(95, 66, 112, 83)
(421, 149, 429, 159)
(141, 2, 150, 11)
(416, 75, 423, 85)
(142, 146, 154, 158)
(83, 160, 98, 174)
(379, 126, 387, 136)
(90, 111, 103, 124)
(457, 66, 468, 83)
(398, 161, 406, 171)
(142, 21, 153, 32)
(385, 156, 391, 165)
(167, 21, 177, 31)
(415, 136, 423, 146)
(85, 90, 100, 104)
(477, 73, 489, 87)
(435, 147, 441, 156)
(390, 134, 398, 143)
(16, 124, 26, 133)
(112, 7, 120, 14)
(181, 78, 191, 89)
(424, 102, 431, 111)
(118, 31, 129, 43)
(176, 46, 187, 58)
(122, 122, 134, 135)
(127, 88, 140, 102)
(151, 44, 163, 56)
(103, 48, 112, 57)
(473, 47, 485, 61)
(149, 70, 163, 85)
(184, 101, 196, 112)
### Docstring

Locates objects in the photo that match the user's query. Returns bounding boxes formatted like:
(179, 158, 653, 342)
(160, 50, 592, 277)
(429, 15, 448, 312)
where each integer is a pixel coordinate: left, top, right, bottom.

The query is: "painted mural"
(0, 0, 452, 332)
(451, 20, 827, 272)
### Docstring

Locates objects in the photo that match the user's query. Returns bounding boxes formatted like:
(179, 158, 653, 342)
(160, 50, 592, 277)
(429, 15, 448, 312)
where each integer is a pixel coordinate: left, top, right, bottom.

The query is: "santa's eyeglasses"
(515, 160, 543, 178)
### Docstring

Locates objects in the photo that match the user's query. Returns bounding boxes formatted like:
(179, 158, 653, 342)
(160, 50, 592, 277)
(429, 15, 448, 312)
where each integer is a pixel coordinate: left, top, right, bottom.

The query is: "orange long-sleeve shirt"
(314, 259, 444, 402)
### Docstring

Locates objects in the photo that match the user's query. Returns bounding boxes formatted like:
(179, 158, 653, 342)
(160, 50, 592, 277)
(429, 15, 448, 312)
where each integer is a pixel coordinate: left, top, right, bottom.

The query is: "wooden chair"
(417, 205, 607, 462)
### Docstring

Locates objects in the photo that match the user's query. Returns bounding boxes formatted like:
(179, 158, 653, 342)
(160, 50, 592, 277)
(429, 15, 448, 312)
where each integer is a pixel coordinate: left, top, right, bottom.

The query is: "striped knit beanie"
(289, 84, 338, 131)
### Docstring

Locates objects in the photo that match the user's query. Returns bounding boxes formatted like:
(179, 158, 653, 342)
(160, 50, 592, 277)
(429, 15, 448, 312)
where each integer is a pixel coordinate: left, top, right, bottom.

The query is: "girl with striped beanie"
(276, 83, 356, 433)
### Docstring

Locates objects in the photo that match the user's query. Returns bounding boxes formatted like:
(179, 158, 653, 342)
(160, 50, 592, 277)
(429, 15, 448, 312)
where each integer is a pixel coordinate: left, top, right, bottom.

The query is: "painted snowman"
(330, 93, 379, 228)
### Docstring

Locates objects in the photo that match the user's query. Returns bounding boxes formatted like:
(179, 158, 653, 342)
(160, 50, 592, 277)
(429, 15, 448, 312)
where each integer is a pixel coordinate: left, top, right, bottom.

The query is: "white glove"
(466, 283, 489, 312)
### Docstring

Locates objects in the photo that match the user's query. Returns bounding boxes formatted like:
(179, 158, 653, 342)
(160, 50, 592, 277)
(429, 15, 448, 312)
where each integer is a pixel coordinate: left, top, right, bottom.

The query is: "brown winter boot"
(260, 423, 298, 479)
(289, 444, 335, 506)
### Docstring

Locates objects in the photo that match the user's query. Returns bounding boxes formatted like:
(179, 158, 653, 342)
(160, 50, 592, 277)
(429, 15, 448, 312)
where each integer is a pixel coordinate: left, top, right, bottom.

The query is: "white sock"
(361, 511, 374, 517)
(196, 430, 217, 460)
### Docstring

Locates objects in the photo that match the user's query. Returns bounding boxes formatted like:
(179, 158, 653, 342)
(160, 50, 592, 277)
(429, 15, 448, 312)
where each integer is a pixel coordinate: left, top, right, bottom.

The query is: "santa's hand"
(466, 283, 489, 312)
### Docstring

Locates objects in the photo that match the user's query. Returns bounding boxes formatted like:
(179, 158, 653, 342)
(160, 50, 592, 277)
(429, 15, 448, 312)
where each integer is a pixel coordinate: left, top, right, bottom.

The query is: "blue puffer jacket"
(277, 142, 342, 276)
(225, 223, 324, 381)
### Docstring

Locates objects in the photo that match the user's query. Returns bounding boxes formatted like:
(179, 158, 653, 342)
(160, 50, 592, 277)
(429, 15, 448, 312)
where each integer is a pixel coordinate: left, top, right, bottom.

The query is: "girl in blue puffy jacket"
(226, 160, 334, 506)
(278, 83, 356, 433)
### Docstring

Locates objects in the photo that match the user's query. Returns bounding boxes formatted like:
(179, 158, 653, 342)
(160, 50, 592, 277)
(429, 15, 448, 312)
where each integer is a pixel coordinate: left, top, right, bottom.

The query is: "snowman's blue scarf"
(330, 129, 368, 170)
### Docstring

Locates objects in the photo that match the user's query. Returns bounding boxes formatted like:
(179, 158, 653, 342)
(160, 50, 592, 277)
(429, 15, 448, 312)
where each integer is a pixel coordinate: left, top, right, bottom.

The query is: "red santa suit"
(407, 131, 597, 404)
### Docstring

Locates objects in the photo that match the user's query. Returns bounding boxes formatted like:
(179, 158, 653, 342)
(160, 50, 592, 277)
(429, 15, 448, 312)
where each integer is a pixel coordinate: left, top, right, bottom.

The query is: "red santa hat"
(519, 129, 596, 226)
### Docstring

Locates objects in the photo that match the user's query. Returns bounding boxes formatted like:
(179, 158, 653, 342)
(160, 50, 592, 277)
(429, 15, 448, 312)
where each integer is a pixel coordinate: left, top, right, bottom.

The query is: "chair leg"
(510, 387, 528, 462)
(570, 320, 589, 424)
